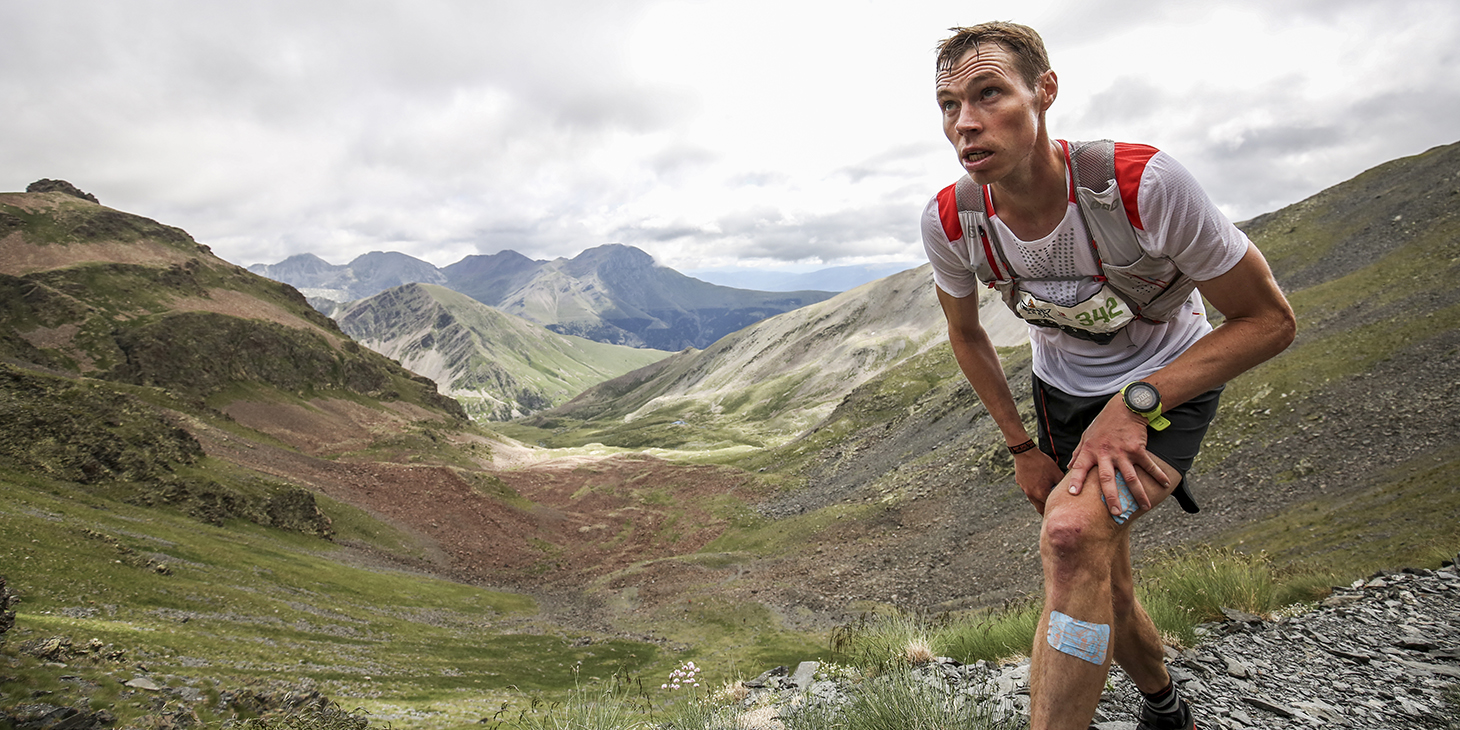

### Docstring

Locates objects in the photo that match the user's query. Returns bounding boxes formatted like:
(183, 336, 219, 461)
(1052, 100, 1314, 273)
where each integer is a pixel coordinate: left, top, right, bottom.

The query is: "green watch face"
(1125, 382, 1160, 413)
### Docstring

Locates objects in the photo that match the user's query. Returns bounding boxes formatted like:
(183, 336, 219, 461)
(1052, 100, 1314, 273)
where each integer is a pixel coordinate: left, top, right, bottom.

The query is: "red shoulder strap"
(1113, 143, 1159, 231)
(936, 183, 962, 241)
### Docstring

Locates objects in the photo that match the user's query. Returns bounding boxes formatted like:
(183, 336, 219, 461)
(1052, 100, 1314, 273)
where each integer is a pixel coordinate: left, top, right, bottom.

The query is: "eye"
(939, 99, 958, 114)
(980, 86, 1001, 100)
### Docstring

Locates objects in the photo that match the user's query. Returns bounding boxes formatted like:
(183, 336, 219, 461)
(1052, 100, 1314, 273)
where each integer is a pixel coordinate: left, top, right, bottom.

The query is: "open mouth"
(964, 150, 992, 162)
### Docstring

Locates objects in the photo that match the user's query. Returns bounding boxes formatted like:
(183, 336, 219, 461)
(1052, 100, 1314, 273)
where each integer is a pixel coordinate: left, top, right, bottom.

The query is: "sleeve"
(921, 194, 981, 298)
(1135, 151, 1251, 282)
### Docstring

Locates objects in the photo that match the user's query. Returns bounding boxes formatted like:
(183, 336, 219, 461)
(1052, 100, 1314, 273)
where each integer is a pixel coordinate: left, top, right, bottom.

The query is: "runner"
(921, 21, 1296, 730)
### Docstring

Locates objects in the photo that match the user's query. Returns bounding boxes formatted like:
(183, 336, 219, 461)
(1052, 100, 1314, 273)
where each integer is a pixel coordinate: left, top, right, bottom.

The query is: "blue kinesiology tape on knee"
(1100, 472, 1138, 525)
(1046, 610, 1110, 665)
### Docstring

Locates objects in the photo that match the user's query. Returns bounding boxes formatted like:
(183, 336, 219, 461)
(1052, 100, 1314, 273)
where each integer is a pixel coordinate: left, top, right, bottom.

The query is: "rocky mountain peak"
(25, 179, 99, 204)
(564, 243, 657, 277)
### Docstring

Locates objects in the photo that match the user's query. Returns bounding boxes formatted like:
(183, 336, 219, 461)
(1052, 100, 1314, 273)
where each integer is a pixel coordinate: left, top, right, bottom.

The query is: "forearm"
(949, 327, 1031, 446)
(1142, 308, 1296, 409)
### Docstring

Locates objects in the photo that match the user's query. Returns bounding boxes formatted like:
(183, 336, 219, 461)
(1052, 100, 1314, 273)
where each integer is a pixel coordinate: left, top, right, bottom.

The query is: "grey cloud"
(1072, 78, 1166, 128)
(648, 144, 719, 179)
(1173, 84, 1460, 220)
(837, 143, 945, 183)
(727, 171, 790, 187)
(707, 201, 923, 262)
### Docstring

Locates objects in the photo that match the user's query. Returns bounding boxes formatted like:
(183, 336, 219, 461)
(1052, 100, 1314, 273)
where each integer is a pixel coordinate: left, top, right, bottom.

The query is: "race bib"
(1014, 282, 1136, 335)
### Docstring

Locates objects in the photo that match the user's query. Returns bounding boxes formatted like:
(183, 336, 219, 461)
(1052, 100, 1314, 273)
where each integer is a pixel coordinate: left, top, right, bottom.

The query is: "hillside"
(0, 181, 819, 727)
(505, 264, 1026, 450)
(332, 283, 670, 421)
(0, 183, 479, 527)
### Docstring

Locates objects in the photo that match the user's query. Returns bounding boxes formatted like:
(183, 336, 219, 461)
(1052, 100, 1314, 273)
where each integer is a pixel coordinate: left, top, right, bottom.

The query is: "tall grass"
(831, 601, 1040, 670)
(831, 545, 1348, 670)
(238, 702, 371, 730)
(489, 671, 654, 730)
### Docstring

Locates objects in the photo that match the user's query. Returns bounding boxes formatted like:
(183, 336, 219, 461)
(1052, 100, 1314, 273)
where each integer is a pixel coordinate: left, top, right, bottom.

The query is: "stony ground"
(729, 564, 1460, 729)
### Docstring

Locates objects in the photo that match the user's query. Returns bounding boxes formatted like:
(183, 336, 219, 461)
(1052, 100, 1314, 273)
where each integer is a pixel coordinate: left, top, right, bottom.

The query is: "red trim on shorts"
(1036, 381, 1059, 466)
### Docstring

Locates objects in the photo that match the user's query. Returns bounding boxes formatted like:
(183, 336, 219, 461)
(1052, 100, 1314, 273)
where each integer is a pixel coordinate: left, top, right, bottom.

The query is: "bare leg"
(1029, 459, 1181, 729)
(1111, 536, 1172, 693)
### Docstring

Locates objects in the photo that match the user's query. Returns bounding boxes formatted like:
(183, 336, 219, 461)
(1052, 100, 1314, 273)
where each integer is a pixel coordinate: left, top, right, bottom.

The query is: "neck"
(988, 135, 1067, 239)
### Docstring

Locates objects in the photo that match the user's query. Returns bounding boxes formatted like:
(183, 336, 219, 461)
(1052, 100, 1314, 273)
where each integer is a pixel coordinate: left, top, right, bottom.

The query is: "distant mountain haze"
(250, 244, 838, 350)
(684, 262, 924, 292)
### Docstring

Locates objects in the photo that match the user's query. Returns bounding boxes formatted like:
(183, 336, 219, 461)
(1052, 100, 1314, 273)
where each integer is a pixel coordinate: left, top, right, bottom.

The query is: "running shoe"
(1136, 696, 1195, 730)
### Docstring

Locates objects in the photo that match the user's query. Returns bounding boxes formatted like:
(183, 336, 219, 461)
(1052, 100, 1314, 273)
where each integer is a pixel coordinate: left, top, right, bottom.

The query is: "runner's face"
(935, 45, 1051, 186)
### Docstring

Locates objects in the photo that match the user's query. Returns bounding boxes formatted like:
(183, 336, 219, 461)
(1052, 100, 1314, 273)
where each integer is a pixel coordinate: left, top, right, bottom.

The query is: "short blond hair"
(936, 22, 1050, 91)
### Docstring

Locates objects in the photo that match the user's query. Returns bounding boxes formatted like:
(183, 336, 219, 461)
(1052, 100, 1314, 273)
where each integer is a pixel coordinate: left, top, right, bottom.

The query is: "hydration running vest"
(937, 140, 1200, 344)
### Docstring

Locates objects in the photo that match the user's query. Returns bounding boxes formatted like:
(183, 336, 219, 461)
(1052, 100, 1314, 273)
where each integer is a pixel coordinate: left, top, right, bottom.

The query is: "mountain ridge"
(333, 282, 670, 420)
(250, 243, 838, 350)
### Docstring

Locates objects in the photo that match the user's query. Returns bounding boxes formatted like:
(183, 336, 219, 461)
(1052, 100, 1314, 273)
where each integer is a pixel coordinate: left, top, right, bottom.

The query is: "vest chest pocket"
(1101, 255, 1198, 322)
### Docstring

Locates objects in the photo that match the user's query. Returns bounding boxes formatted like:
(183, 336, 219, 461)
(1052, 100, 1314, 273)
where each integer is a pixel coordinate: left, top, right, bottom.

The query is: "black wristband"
(1008, 439, 1037, 455)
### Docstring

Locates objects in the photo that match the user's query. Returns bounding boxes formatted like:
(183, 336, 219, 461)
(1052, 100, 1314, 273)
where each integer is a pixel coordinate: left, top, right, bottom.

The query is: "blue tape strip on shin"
(1047, 610, 1110, 665)
(1100, 472, 1138, 525)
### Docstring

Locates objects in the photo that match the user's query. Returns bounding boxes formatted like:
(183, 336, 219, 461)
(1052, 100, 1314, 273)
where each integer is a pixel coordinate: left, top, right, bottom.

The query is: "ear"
(1038, 70, 1059, 111)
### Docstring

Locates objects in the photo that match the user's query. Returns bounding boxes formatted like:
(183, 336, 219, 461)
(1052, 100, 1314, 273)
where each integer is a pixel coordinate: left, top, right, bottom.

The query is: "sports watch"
(1121, 381, 1170, 431)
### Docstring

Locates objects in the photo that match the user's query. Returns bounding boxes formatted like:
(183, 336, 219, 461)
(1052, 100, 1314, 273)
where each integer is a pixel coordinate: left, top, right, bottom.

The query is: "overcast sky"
(4, 0, 1457, 272)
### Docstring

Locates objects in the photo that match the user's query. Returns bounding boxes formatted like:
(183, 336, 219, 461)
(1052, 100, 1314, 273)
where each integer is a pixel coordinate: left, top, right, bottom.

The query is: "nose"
(953, 103, 982, 136)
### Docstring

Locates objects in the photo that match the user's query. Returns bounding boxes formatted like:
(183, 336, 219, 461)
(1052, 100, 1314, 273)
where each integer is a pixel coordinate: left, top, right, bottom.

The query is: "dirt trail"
(192, 403, 769, 624)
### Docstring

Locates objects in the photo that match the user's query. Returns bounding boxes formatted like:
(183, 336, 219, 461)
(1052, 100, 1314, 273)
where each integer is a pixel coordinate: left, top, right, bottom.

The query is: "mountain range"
(250, 244, 837, 351)
(331, 283, 669, 421)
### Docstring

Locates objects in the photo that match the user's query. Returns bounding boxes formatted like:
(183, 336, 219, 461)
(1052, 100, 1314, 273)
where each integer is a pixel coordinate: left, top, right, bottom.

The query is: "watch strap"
(1121, 382, 1171, 431)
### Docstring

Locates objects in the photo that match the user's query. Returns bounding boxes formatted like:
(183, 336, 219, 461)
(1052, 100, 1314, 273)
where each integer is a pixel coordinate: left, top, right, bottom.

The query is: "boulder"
(25, 179, 99, 203)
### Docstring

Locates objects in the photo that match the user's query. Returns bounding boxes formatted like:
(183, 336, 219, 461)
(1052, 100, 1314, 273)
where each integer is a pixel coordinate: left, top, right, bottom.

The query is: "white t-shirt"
(921, 146, 1250, 396)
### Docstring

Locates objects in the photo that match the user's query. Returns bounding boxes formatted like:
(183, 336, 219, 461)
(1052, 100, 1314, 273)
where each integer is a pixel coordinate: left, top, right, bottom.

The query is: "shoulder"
(1113, 142, 1161, 230)
(1111, 145, 1216, 232)
(924, 183, 963, 243)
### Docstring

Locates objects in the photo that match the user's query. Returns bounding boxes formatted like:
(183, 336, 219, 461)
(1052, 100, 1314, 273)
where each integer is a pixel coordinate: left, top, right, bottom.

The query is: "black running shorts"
(1031, 374, 1223, 478)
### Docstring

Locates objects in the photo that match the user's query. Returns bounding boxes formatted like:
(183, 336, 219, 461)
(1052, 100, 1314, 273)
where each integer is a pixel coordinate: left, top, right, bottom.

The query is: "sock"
(1142, 679, 1181, 715)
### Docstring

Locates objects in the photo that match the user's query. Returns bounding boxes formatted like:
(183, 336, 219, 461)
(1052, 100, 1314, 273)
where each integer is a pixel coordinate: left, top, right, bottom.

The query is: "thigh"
(1143, 385, 1223, 477)
(1045, 451, 1184, 533)
(1032, 375, 1107, 471)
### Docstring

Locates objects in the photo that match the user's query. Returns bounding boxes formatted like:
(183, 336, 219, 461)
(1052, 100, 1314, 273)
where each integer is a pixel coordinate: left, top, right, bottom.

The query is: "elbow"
(948, 322, 990, 349)
(1269, 305, 1297, 356)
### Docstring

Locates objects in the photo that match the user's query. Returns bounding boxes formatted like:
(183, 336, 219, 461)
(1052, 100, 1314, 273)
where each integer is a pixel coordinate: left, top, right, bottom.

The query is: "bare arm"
(1066, 243, 1297, 511)
(937, 285, 1066, 512)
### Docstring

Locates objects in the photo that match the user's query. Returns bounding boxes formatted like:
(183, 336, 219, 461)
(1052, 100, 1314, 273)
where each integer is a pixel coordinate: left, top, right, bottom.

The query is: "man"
(921, 22, 1295, 730)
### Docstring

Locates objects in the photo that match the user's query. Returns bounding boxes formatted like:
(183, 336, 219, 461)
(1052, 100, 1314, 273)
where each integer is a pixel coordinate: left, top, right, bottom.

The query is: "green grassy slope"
(0, 466, 659, 730)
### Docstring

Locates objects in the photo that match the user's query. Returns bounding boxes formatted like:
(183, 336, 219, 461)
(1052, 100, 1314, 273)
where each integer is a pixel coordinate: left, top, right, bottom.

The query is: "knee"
(1041, 508, 1105, 558)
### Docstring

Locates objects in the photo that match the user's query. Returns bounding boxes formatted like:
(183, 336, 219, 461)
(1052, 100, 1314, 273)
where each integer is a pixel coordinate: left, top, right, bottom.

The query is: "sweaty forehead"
(935, 45, 1019, 91)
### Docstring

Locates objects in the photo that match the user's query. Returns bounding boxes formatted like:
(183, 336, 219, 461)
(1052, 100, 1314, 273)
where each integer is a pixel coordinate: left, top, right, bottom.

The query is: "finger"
(1065, 460, 1091, 495)
(1145, 455, 1172, 488)
(1122, 465, 1153, 511)
(1100, 465, 1124, 515)
(1104, 471, 1140, 524)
